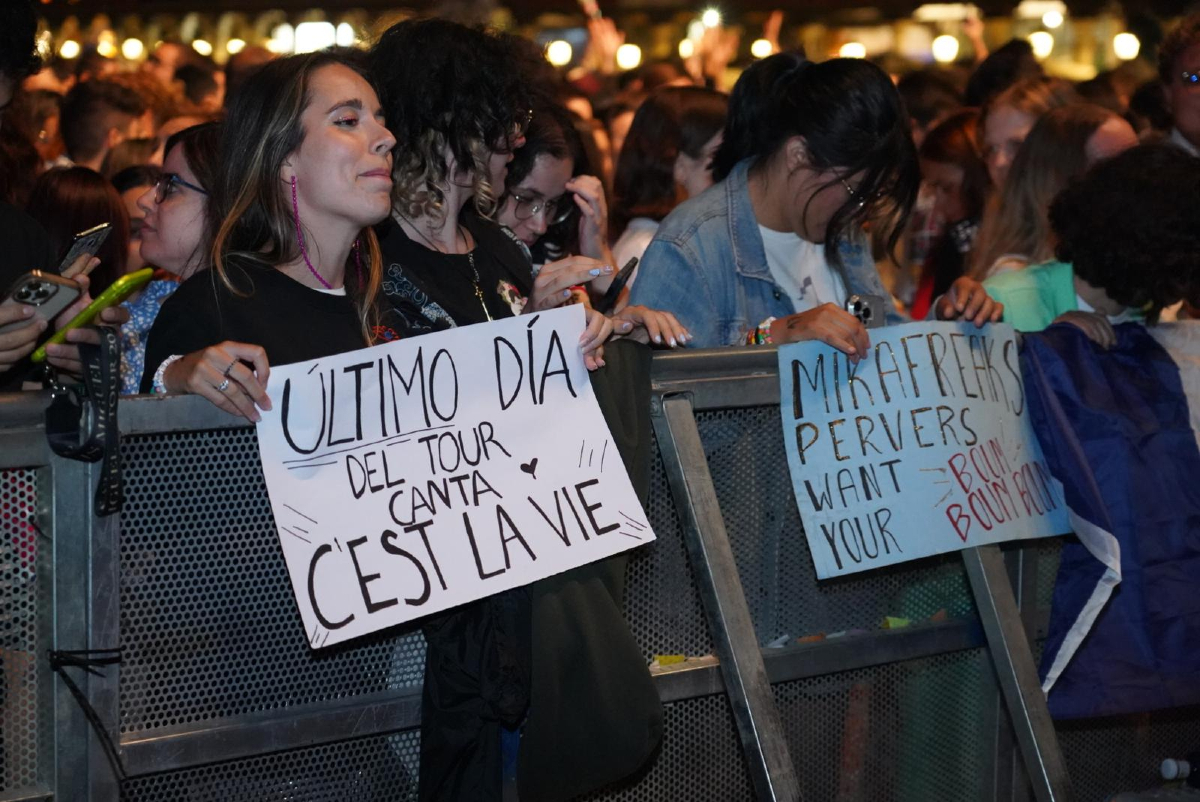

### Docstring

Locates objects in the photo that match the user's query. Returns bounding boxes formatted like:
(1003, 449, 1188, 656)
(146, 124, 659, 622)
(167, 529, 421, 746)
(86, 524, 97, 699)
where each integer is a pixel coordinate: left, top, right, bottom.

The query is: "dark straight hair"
(712, 52, 919, 267)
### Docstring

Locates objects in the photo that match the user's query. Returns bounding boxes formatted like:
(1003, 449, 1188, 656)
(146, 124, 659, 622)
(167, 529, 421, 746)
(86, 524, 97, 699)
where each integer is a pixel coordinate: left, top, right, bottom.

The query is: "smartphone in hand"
(31, 268, 154, 362)
(58, 222, 112, 276)
(0, 271, 83, 335)
(595, 257, 638, 314)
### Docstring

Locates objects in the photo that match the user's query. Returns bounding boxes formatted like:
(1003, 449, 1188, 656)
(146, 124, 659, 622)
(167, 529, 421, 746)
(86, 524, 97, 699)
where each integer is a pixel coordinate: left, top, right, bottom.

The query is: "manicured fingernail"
(588, 268, 602, 276)
(563, 289, 571, 297)
(668, 337, 677, 347)
(618, 321, 633, 331)
(21, 306, 33, 317)
(654, 334, 662, 343)
(601, 265, 613, 274)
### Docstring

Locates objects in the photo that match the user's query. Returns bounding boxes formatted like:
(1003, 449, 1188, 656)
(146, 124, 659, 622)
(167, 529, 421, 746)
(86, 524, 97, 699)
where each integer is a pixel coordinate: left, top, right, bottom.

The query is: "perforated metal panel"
(622, 435, 713, 661)
(695, 407, 976, 644)
(774, 648, 994, 801)
(0, 467, 46, 794)
(121, 729, 420, 801)
(1058, 706, 1200, 802)
(119, 430, 426, 734)
(582, 693, 753, 801)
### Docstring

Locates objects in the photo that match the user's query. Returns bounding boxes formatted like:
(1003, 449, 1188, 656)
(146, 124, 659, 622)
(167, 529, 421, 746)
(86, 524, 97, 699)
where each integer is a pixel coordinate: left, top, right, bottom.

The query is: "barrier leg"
(963, 545, 1072, 802)
(652, 394, 801, 802)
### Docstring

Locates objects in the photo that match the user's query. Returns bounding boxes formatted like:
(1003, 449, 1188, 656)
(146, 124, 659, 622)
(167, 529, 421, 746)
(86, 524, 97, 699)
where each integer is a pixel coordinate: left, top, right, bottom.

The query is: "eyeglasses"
(154, 172, 208, 204)
(509, 190, 573, 224)
(1182, 69, 1200, 87)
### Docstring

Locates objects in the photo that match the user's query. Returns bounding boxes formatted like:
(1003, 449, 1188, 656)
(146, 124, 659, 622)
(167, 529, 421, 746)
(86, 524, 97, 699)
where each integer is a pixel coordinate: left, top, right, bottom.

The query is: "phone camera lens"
(16, 281, 54, 306)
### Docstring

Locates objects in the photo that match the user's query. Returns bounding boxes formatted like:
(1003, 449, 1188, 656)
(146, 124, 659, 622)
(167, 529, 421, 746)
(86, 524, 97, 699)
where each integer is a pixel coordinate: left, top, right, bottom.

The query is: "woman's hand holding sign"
(770, 303, 871, 363)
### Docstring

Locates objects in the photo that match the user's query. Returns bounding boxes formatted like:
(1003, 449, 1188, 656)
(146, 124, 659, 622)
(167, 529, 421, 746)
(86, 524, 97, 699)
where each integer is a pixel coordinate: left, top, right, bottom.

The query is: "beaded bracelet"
(152, 354, 184, 394)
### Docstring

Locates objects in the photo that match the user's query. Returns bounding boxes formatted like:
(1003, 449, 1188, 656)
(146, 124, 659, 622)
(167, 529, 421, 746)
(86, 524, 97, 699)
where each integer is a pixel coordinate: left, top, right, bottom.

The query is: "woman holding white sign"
(141, 52, 399, 418)
(629, 52, 1004, 354)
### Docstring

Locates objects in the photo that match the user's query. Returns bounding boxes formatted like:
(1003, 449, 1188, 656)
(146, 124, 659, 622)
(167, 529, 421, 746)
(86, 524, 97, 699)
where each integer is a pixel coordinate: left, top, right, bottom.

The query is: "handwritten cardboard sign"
(779, 321, 1069, 579)
(255, 306, 654, 648)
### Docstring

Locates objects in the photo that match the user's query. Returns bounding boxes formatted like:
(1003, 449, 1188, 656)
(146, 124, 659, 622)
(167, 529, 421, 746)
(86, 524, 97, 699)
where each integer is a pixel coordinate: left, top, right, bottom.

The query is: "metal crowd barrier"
(1, 347, 1198, 802)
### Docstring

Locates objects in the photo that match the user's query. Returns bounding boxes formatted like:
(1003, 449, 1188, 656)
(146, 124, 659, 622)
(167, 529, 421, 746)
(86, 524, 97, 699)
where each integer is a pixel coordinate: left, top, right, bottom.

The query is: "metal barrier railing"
(1, 348, 1198, 802)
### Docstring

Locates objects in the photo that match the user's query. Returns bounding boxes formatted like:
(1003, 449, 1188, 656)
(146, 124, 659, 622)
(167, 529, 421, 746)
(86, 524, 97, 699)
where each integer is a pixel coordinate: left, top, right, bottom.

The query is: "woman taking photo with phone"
(140, 51, 396, 416)
(629, 52, 1002, 353)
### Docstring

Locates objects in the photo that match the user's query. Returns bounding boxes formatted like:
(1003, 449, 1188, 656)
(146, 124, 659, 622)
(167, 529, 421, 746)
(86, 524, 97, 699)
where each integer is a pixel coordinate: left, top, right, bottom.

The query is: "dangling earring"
(353, 238, 365, 286)
(291, 176, 333, 290)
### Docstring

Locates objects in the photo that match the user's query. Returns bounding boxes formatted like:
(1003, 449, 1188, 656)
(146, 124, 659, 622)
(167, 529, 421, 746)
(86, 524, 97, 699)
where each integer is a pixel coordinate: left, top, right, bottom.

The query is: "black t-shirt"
(140, 260, 369, 393)
(377, 211, 533, 337)
(0, 203, 57, 392)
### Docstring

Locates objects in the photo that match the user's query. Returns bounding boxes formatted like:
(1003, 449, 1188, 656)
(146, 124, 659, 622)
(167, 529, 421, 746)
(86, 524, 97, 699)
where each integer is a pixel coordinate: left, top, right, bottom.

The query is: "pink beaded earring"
(291, 176, 333, 290)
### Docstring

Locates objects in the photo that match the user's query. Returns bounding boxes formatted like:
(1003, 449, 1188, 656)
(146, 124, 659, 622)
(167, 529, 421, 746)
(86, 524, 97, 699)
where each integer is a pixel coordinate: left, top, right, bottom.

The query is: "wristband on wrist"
(152, 354, 184, 394)
(747, 317, 776, 346)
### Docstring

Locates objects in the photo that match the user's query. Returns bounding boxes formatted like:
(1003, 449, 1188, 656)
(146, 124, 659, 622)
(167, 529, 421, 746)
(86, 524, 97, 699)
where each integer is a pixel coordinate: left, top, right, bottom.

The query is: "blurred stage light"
(616, 43, 642, 70)
(751, 38, 773, 59)
(931, 34, 960, 63)
(226, 38, 246, 55)
(546, 40, 573, 66)
(192, 39, 213, 56)
(1113, 32, 1140, 60)
(59, 40, 80, 59)
(679, 39, 695, 59)
(701, 8, 721, 28)
(1027, 31, 1053, 59)
(268, 23, 294, 54)
(336, 23, 356, 47)
(839, 42, 867, 59)
(1042, 10, 1064, 28)
(295, 22, 335, 54)
(121, 39, 145, 60)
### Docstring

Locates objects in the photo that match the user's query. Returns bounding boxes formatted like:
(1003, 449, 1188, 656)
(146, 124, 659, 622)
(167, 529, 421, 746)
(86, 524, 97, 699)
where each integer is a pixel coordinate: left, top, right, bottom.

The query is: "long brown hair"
(971, 103, 1119, 278)
(209, 51, 382, 344)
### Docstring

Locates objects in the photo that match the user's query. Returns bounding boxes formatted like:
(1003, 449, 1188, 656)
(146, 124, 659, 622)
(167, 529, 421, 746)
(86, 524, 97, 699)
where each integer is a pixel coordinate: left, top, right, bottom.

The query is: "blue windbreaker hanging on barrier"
(1020, 321, 1200, 720)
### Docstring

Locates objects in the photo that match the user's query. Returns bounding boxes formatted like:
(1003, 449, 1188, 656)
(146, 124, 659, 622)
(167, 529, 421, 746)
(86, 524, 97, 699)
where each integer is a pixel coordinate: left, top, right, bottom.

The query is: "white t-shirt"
(612, 218, 659, 289)
(758, 225, 846, 314)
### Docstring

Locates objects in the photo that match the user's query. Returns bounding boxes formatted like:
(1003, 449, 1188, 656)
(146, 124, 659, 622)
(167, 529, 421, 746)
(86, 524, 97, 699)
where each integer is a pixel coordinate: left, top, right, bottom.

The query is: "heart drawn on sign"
(520, 458, 539, 478)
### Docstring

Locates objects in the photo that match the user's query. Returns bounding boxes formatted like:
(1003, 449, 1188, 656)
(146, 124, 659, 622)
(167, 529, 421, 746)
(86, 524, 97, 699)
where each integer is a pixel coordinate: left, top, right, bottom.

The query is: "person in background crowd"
(59, 79, 147, 172)
(964, 39, 1043, 108)
(897, 69, 964, 149)
(631, 53, 1001, 352)
(610, 86, 728, 276)
(985, 144, 1200, 339)
(0, 116, 39, 208)
(1077, 71, 1126, 115)
(495, 99, 690, 343)
(224, 46, 274, 109)
(980, 76, 1078, 189)
(112, 165, 159, 275)
(12, 89, 64, 167)
(21, 56, 74, 96)
(972, 104, 1139, 279)
(142, 40, 192, 89)
(911, 109, 989, 319)
(73, 49, 116, 85)
(601, 93, 644, 162)
(108, 70, 183, 135)
(26, 166, 130, 297)
(1159, 14, 1200, 156)
(176, 63, 223, 113)
(140, 54, 393, 415)
(118, 124, 221, 394)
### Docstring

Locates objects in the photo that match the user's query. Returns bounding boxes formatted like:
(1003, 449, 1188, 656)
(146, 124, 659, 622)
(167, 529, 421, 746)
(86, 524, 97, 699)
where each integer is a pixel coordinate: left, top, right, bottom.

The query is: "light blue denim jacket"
(628, 158, 903, 348)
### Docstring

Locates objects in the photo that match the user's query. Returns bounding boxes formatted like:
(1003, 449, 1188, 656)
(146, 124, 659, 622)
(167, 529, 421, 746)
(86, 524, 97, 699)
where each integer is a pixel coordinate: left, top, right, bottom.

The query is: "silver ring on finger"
(216, 378, 231, 392)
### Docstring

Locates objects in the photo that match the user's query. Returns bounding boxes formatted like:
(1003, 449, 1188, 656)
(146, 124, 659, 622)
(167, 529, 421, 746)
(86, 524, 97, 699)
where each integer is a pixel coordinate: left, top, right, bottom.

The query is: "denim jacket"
(628, 158, 903, 348)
